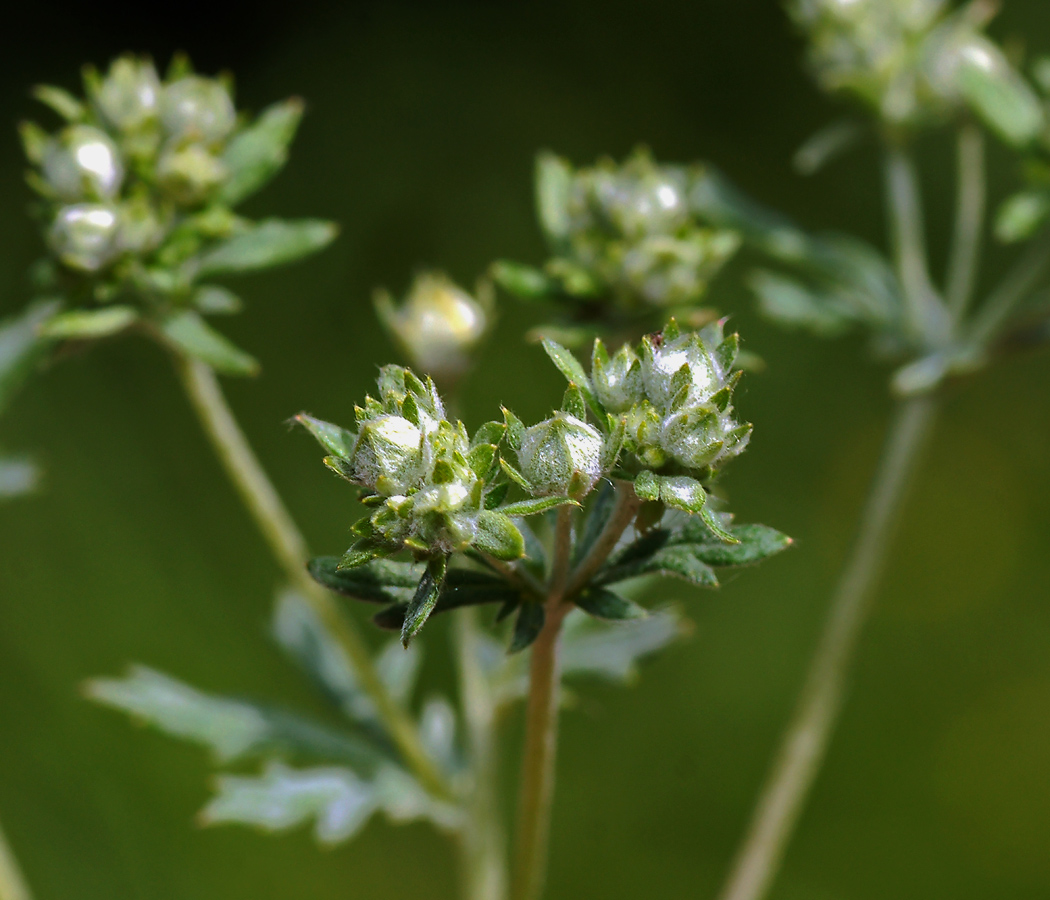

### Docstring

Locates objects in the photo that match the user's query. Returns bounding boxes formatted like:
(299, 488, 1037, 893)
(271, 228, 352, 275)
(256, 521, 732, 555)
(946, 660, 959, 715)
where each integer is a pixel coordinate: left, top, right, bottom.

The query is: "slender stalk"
(0, 817, 31, 900)
(456, 608, 509, 900)
(510, 506, 574, 900)
(716, 394, 939, 900)
(969, 227, 1050, 346)
(566, 481, 640, 598)
(174, 355, 451, 801)
(945, 125, 986, 320)
(884, 147, 947, 342)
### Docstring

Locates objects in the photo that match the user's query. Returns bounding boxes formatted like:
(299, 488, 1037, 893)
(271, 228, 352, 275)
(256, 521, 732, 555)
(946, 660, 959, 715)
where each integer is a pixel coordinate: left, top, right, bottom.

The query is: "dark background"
(2, 1, 1050, 897)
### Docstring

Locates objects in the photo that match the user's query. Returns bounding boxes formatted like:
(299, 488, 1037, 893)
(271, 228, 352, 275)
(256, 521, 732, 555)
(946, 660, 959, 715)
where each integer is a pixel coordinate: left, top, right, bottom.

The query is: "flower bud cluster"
(791, 0, 1043, 143)
(494, 149, 740, 321)
(26, 56, 240, 275)
(593, 319, 751, 481)
(374, 272, 493, 386)
(298, 366, 571, 569)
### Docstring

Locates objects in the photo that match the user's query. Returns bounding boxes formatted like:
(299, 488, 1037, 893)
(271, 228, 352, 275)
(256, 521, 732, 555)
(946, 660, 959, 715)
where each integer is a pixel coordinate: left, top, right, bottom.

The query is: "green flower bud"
(160, 76, 236, 144)
(592, 340, 643, 413)
(583, 158, 691, 239)
(640, 330, 723, 411)
(117, 194, 166, 253)
(375, 273, 490, 382)
(351, 415, 424, 493)
(95, 56, 161, 132)
(42, 126, 124, 201)
(156, 143, 228, 205)
(48, 203, 121, 272)
(517, 412, 604, 498)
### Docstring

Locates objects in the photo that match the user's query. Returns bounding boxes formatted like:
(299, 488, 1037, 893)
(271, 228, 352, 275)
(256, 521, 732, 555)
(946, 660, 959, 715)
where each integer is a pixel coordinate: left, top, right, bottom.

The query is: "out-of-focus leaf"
(954, 37, 1044, 147)
(193, 284, 243, 315)
(201, 761, 460, 845)
(0, 299, 60, 414)
(38, 305, 137, 341)
(418, 697, 457, 771)
(572, 480, 616, 565)
(0, 456, 40, 500)
(220, 99, 304, 205)
(793, 119, 865, 175)
(194, 218, 338, 276)
(748, 270, 854, 336)
(535, 151, 573, 245)
(85, 665, 385, 770)
(32, 84, 85, 121)
(560, 608, 686, 683)
(995, 191, 1050, 244)
(490, 260, 556, 300)
(159, 310, 260, 376)
(274, 590, 421, 725)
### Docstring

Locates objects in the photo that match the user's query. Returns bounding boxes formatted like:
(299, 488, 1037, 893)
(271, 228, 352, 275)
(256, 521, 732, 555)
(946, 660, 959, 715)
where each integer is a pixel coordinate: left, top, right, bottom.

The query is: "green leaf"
(159, 310, 259, 376)
(307, 556, 419, 603)
(295, 414, 356, 459)
(401, 557, 447, 646)
(669, 522, 792, 566)
(502, 407, 526, 450)
(498, 496, 576, 517)
(193, 284, 243, 315)
(500, 458, 532, 491)
(793, 119, 865, 175)
(575, 586, 648, 620)
(202, 761, 379, 845)
(39, 306, 138, 340)
(561, 384, 587, 419)
(748, 270, 853, 336)
(535, 151, 573, 245)
(658, 475, 707, 515)
(599, 544, 719, 588)
(995, 191, 1050, 244)
(338, 540, 386, 570)
(194, 219, 338, 277)
(220, 98, 304, 205)
(472, 510, 525, 560)
(472, 420, 506, 448)
(559, 609, 686, 683)
(955, 37, 1044, 147)
(510, 602, 545, 653)
(0, 299, 61, 415)
(490, 260, 555, 299)
(467, 442, 498, 478)
(371, 572, 521, 631)
(274, 589, 421, 723)
(573, 480, 616, 565)
(85, 666, 385, 771)
(541, 339, 601, 415)
(32, 84, 85, 121)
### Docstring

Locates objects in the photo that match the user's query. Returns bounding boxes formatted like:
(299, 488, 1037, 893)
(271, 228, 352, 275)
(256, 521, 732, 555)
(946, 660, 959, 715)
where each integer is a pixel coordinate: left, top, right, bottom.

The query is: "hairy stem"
(716, 395, 938, 900)
(456, 608, 509, 900)
(884, 146, 947, 342)
(946, 124, 986, 320)
(175, 355, 451, 800)
(0, 817, 31, 900)
(511, 506, 574, 900)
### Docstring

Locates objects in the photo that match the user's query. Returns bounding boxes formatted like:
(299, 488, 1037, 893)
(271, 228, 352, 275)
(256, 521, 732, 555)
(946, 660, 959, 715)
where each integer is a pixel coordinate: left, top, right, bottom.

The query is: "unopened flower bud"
(157, 143, 227, 205)
(640, 331, 722, 411)
(517, 413, 604, 498)
(48, 203, 121, 272)
(95, 56, 161, 132)
(117, 194, 166, 254)
(42, 126, 124, 201)
(592, 341, 643, 413)
(351, 415, 423, 493)
(375, 273, 490, 383)
(160, 76, 236, 144)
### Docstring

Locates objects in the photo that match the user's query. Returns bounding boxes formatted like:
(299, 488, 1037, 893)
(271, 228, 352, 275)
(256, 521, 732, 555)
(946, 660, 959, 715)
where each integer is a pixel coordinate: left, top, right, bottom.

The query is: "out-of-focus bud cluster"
(20, 53, 336, 375)
(374, 272, 493, 388)
(297, 366, 574, 571)
(790, 0, 1044, 144)
(491, 149, 741, 344)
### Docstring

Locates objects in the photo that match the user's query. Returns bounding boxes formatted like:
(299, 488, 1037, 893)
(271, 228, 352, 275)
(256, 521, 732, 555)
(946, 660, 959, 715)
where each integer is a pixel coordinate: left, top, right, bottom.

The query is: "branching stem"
(716, 395, 938, 900)
(969, 227, 1050, 346)
(174, 355, 452, 801)
(0, 817, 31, 900)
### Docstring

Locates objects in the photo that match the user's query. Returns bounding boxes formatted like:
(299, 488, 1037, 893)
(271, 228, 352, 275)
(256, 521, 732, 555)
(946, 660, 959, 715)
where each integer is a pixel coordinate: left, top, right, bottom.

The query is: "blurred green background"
(2, 1, 1050, 897)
